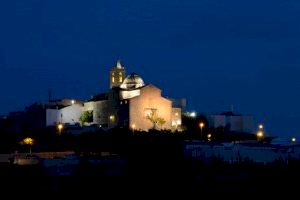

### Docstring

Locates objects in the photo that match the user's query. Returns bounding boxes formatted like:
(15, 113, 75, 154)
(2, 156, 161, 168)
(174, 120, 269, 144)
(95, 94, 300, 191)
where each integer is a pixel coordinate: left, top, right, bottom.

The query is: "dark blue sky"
(0, 0, 300, 137)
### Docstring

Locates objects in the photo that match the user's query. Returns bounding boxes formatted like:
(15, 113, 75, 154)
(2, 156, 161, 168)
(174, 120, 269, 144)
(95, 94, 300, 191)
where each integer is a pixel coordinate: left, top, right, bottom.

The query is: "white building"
(184, 140, 288, 164)
(209, 111, 254, 133)
(46, 104, 83, 126)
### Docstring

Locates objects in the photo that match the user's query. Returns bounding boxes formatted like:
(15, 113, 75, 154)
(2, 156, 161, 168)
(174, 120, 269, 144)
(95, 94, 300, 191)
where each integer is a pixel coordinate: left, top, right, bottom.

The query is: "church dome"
(120, 73, 145, 89)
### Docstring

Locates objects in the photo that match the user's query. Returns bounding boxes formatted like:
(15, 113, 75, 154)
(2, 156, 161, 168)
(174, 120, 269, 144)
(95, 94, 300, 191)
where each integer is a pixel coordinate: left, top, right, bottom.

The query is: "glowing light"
(57, 123, 64, 135)
(131, 124, 136, 129)
(175, 112, 179, 116)
(257, 131, 264, 138)
(292, 137, 296, 142)
(109, 115, 115, 121)
(120, 89, 141, 99)
(199, 122, 205, 140)
(207, 133, 212, 141)
(58, 124, 63, 130)
(259, 124, 263, 129)
(71, 100, 75, 104)
(177, 120, 181, 125)
(131, 124, 136, 134)
(22, 137, 34, 154)
(190, 112, 196, 118)
(199, 122, 205, 129)
(23, 137, 34, 145)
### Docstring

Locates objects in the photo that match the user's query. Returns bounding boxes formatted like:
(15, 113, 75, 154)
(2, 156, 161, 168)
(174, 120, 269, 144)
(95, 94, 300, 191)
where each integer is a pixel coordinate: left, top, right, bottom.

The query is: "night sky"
(0, 0, 299, 138)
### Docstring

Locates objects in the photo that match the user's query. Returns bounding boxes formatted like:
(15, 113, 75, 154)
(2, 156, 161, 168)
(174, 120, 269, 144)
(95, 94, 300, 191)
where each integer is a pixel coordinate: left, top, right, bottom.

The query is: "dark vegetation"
(0, 116, 295, 197)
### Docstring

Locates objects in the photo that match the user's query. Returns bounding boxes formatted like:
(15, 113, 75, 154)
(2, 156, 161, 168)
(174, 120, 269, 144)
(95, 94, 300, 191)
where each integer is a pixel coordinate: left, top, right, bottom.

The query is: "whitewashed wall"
(46, 104, 83, 126)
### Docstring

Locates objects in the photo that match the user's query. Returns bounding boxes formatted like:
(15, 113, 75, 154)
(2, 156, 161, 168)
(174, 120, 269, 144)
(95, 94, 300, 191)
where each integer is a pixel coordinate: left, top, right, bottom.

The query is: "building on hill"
(120, 83, 173, 130)
(209, 111, 254, 133)
(26, 99, 84, 128)
(83, 93, 109, 126)
(6, 60, 183, 132)
(5, 61, 186, 132)
(5, 99, 83, 132)
(84, 61, 183, 131)
(46, 103, 83, 126)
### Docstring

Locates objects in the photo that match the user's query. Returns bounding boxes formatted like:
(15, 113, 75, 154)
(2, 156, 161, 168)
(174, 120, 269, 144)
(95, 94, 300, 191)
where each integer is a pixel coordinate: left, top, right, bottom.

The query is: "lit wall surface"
(129, 85, 172, 131)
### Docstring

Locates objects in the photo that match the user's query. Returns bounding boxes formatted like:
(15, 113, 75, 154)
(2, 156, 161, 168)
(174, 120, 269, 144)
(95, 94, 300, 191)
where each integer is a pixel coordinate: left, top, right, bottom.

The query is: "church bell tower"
(110, 60, 126, 89)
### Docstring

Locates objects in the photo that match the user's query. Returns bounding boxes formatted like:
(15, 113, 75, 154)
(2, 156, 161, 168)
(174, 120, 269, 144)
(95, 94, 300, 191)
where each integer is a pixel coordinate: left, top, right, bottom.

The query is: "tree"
(79, 111, 93, 125)
(146, 109, 166, 130)
(157, 117, 166, 129)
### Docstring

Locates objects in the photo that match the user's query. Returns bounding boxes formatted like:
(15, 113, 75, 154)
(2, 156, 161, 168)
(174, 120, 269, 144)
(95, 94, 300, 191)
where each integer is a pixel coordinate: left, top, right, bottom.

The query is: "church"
(8, 61, 184, 132)
(83, 60, 184, 131)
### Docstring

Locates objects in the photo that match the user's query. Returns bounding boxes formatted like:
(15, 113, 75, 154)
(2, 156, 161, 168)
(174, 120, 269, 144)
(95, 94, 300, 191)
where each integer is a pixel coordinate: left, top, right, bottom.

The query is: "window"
(112, 76, 115, 83)
(119, 72, 123, 82)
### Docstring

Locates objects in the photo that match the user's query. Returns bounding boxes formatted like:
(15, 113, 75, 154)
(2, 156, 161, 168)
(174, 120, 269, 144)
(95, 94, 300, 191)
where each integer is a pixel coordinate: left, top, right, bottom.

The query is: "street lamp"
(258, 124, 264, 130)
(207, 133, 212, 142)
(292, 137, 296, 143)
(109, 115, 115, 124)
(23, 137, 34, 154)
(257, 130, 264, 142)
(131, 124, 136, 135)
(57, 123, 64, 135)
(199, 122, 205, 140)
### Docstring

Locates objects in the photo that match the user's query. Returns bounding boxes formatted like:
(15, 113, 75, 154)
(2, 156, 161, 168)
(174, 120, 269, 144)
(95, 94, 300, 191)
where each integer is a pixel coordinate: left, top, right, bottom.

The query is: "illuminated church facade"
(83, 61, 183, 131)
(10, 61, 184, 132)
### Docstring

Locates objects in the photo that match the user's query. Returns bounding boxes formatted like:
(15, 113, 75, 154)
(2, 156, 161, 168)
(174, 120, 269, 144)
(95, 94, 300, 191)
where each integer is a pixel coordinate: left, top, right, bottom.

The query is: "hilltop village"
(2, 60, 185, 133)
(0, 61, 299, 160)
(0, 61, 300, 197)
(1, 60, 257, 136)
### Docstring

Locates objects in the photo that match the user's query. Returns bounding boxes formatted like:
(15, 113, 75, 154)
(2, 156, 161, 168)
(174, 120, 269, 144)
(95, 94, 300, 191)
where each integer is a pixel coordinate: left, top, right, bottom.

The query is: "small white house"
(46, 104, 83, 126)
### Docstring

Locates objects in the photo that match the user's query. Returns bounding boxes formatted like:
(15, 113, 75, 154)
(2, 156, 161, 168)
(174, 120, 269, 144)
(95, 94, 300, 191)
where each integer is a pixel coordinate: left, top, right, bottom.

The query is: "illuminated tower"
(110, 60, 126, 89)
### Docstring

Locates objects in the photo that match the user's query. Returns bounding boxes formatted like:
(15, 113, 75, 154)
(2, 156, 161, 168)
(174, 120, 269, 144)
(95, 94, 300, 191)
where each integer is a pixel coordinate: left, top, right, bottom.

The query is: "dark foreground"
(0, 132, 298, 198)
(1, 159, 299, 198)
